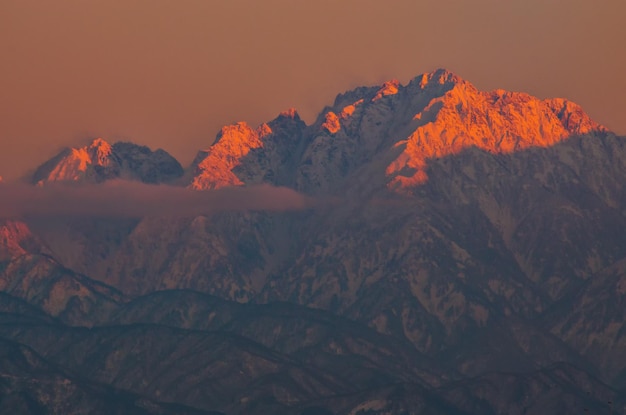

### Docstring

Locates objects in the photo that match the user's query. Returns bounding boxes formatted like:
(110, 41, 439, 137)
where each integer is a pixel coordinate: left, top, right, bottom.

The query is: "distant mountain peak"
(32, 138, 113, 185)
(190, 111, 308, 190)
(28, 69, 606, 196)
(190, 122, 268, 190)
(32, 139, 183, 185)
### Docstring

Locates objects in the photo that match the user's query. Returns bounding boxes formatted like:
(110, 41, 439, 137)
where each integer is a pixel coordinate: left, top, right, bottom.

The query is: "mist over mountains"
(1, 69, 625, 415)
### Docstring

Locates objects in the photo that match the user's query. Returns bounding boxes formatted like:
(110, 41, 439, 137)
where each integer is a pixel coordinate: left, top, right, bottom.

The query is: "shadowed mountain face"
(1, 69, 626, 414)
(0, 338, 219, 415)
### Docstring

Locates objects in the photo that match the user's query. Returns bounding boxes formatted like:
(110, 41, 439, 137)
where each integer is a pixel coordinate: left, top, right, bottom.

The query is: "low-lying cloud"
(0, 181, 311, 219)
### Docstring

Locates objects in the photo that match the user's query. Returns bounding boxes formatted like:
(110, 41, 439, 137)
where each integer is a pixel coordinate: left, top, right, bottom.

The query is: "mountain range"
(1, 69, 625, 415)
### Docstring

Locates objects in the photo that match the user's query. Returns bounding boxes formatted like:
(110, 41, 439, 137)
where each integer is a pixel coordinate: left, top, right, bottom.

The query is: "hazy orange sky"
(1, 0, 624, 180)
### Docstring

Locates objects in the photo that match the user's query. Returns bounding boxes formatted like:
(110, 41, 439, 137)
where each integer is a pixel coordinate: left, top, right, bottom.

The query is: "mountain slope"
(1, 219, 123, 325)
(2, 68, 625, 413)
(1, 293, 623, 415)
(544, 256, 626, 386)
(0, 338, 215, 415)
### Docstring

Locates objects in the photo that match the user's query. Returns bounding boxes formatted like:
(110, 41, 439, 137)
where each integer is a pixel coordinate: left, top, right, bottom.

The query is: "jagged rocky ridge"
(188, 69, 603, 195)
(2, 69, 626, 414)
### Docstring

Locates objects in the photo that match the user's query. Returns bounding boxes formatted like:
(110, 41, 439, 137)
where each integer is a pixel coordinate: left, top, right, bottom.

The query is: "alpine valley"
(1, 69, 625, 415)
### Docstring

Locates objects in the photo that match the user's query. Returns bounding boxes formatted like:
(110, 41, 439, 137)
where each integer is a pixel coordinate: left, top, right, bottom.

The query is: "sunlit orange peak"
(385, 80, 606, 192)
(372, 80, 400, 101)
(87, 138, 113, 166)
(190, 122, 265, 190)
(215, 122, 260, 147)
(89, 137, 109, 148)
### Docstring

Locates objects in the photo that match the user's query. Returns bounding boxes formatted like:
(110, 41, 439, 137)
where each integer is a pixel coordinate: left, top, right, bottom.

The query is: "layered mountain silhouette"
(1, 69, 625, 414)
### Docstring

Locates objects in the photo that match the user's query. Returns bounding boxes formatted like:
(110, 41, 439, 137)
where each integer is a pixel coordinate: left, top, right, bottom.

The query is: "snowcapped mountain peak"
(190, 112, 308, 190)
(28, 69, 607, 197)
(190, 122, 267, 190)
(86, 138, 113, 166)
(215, 122, 258, 145)
(211, 121, 278, 150)
(328, 69, 464, 113)
(88, 137, 111, 150)
(32, 139, 112, 184)
(186, 69, 607, 195)
(384, 80, 606, 191)
(32, 139, 183, 185)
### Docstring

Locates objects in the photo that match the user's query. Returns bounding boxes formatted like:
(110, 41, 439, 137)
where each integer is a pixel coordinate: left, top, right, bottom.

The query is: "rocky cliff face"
(1, 69, 625, 414)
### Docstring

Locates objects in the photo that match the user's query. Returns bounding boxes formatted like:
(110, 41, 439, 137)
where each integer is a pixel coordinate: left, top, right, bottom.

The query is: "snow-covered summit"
(32, 138, 184, 185)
